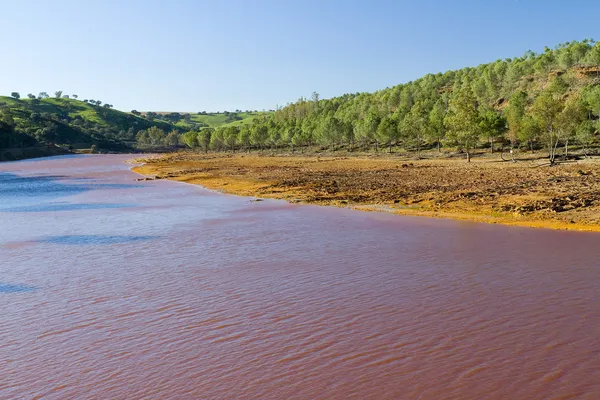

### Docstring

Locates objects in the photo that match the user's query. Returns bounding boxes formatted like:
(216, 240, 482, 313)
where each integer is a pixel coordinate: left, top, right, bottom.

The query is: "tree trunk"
(466, 150, 471, 163)
(388, 142, 392, 154)
(564, 139, 569, 161)
(490, 137, 494, 154)
(437, 139, 441, 152)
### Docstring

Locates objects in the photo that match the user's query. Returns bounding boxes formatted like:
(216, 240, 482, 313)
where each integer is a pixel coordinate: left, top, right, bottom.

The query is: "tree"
(10, 92, 20, 99)
(479, 107, 506, 153)
(136, 130, 150, 146)
(505, 91, 528, 151)
(530, 89, 564, 164)
(165, 130, 180, 147)
(427, 99, 446, 152)
(34, 123, 58, 145)
(518, 115, 540, 153)
(238, 125, 252, 152)
(198, 128, 213, 153)
(400, 103, 429, 157)
(583, 85, 600, 121)
(319, 116, 344, 150)
(556, 95, 586, 159)
(54, 91, 63, 99)
(131, 110, 141, 116)
(147, 126, 166, 146)
(576, 120, 597, 157)
(444, 87, 482, 162)
(136, 126, 166, 147)
(301, 118, 317, 149)
(376, 115, 399, 153)
(72, 94, 78, 99)
(27, 93, 35, 99)
(356, 110, 380, 151)
(251, 124, 268, 150)
(38, 92, 49, 99)
(224, 126, 240, 151)
(210, 127, 225, 151)
(311, 91, 320, 111)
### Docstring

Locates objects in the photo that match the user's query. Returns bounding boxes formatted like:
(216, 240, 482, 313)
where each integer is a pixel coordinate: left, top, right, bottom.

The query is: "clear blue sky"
(2, 0, 598, 112)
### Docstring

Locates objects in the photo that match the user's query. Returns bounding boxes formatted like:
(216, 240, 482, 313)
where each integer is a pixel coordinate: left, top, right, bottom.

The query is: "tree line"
(180, 40, 600, 163)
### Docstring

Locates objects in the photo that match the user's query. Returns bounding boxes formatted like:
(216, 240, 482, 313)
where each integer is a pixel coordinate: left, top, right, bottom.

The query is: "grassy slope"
(0, 96, 176, 148)
(171, 111, 270, 129)
(2, 97, 172, 129)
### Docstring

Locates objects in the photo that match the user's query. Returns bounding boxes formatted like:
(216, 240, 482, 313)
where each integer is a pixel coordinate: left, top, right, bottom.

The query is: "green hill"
(0, 96, 178, 155)
(142, 110, 270, 130)
(180, 40, 600, 160)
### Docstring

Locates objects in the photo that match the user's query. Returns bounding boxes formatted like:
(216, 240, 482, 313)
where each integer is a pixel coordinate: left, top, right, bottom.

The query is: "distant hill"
(0, 96, 178, 153)
(141, 110, 271, 130)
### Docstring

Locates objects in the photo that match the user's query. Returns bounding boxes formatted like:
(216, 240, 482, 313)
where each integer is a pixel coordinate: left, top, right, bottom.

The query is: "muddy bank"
(133, 152, 600, 232)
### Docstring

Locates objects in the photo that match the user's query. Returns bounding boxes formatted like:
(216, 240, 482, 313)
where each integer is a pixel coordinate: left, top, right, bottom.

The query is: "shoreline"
(132, 152, 600, 233)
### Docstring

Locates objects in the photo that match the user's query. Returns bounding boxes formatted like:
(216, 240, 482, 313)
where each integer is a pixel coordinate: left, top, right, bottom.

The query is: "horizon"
(3, 0, 599, 112)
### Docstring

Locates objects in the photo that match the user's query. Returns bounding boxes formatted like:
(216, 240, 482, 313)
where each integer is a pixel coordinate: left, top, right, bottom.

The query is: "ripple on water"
(0, 202, 137, 212)
(35, 235, 158, 245)
(0, 283, 37, 294)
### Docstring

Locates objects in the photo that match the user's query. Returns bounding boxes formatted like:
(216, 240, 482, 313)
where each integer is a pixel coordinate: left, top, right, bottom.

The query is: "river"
(1, 155, 599, 399)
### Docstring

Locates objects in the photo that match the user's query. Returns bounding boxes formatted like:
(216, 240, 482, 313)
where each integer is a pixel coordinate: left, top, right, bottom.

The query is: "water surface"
(1, 155, 600, 399)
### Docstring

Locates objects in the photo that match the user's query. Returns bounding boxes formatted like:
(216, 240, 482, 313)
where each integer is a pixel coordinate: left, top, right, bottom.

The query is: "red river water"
(1, 155, 600, 399)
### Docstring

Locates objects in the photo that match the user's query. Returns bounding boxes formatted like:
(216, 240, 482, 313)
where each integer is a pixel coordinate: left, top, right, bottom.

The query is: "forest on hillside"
(0, 92, 264, 155)
(3, 40, 600, 163)
(0, 92, 180, 153)
(183, 40, 600, 163)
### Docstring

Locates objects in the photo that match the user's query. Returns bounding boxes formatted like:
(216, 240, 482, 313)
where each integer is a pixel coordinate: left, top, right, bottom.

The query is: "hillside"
(179, 40, 600, 160)
(4, 40, 600, 161)
(0, 96, 178, 158)
(143, 110, 269, 130)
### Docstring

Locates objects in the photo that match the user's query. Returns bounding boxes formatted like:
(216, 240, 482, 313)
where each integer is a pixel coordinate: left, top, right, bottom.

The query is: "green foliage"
(444, 87, 482, 161)
(183, 130, 198, 149)
(400, 102, 429, 156)
(5, 40, 600, 158)
(530, 89, 565, 162)
(479, 106, 507, 152)
(576, 120, 598, 155)
(505, 91, 528, 145)
(196, 39, 599, 160)
(165, 130, 180, 147)
(198, 128, 213, 153)
(427, 99, 446, 151)
(0, 95, 179, 151)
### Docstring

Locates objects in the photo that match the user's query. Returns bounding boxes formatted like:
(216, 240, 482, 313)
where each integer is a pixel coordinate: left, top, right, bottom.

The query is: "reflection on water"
(36, 235, 158, 245)
(2, 202, 137, 213)
(0, 172, 140, 198)
(0, 283, 37, 294)
(0, 171, 141, 214)
(1, 155, 600, 400)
